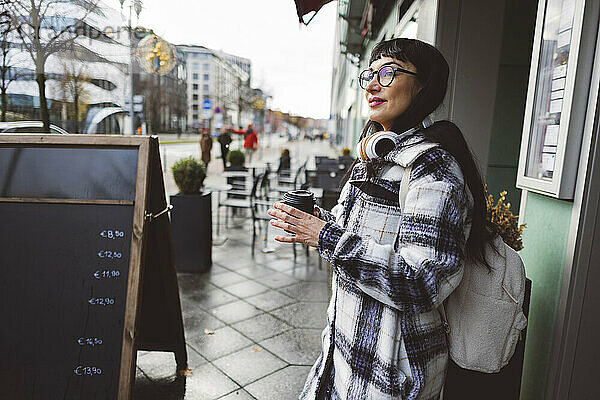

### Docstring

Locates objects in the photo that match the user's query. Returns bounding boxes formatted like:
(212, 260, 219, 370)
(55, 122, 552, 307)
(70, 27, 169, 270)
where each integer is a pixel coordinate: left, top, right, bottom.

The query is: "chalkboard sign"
(0, 135, 187, 400)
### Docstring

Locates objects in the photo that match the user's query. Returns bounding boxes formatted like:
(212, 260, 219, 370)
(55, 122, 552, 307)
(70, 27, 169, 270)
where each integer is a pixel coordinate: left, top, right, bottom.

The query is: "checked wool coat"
(299, 133, 474, 400)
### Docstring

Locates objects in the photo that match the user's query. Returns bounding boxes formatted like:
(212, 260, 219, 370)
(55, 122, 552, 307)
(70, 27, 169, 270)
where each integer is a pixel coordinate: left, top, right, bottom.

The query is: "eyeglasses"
(359, 65, 418, 89)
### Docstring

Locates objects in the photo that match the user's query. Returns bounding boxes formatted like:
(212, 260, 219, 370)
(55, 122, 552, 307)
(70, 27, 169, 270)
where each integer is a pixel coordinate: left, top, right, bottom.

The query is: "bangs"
(369, 39, 414, 66)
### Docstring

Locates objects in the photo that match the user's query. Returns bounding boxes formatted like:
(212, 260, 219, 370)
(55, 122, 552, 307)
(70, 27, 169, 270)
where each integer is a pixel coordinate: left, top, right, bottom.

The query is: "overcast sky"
(104, 0, 337, 119)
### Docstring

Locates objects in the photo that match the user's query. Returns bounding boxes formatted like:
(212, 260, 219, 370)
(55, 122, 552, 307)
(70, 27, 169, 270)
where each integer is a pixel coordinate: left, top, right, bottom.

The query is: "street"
(159, 134, 340, 196)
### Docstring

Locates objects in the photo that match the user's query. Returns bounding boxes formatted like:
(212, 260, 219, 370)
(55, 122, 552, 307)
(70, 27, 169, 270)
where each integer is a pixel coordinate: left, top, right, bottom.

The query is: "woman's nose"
(364, 76, 380, 93)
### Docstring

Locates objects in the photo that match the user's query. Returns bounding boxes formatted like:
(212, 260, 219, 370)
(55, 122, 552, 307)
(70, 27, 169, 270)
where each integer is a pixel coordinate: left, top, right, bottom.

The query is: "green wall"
(519, 192, 572, 400)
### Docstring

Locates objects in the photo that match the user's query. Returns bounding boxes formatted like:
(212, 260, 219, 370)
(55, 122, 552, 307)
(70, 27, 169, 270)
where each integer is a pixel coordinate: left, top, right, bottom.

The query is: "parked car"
(0, 121, 69, 134)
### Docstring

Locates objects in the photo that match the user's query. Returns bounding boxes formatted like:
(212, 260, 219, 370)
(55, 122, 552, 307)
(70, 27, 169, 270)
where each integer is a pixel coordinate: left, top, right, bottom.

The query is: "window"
(192, 104, 198, 111)
(89, 78, 116, 91)
(203, 84, 209, 91)
(192, 84, 198, 90)
(203, 74, 209, 81)
(203, 95, 209, 100)
(192, 62, 199, 69)
(192, 94, 198, 100)
(192, 73, 199, 80)
(203, 63, 209, 71)
(193, 114, 198, 120)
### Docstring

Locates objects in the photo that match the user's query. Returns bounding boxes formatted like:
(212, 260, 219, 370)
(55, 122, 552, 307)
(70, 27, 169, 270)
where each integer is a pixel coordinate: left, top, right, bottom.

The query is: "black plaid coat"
(299, 134, 473, 400)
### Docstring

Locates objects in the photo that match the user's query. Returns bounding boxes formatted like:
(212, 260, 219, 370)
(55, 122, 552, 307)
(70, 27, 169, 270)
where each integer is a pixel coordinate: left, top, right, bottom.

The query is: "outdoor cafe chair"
(251, 173, 278, 256)
(216, 173, 263, 236)
(269, 160, 307, 196)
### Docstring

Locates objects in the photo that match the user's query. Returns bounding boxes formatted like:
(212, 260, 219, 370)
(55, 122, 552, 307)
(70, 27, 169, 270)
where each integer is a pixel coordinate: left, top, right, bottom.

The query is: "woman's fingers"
(269, 218, 297, 233)
(273, 202, 309, 219)
(273, 235, 296, 243)
(267, 208, 301, 224)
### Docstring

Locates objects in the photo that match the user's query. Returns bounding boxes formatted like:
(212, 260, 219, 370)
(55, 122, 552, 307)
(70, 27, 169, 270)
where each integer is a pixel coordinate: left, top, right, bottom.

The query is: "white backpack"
(399, 165, 527, 373)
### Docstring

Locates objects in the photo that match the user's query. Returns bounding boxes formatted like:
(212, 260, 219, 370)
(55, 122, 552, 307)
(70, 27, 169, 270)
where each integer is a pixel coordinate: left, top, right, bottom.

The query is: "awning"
(294, 0, 335, 25)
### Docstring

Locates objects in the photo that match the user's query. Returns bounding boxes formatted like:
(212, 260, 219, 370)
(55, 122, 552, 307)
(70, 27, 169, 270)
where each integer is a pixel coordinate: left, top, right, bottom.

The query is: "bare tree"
(5, 0, 99, 132)
(59, 60, 88, 133)
(0, 3, 20, 121)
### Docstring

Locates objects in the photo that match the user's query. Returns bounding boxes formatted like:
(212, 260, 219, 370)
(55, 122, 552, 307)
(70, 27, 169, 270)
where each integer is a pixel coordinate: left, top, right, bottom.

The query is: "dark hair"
(346, 38, 492, 267)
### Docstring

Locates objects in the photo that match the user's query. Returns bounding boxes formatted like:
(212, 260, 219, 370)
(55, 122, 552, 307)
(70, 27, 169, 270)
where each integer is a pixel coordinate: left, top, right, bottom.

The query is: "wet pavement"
(133, 136, 337, 399)
(133, 221, 330, 399)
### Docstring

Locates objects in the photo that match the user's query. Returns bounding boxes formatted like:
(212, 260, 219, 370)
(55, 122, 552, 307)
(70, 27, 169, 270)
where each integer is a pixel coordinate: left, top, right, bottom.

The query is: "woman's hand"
(268, 202, 327, 247)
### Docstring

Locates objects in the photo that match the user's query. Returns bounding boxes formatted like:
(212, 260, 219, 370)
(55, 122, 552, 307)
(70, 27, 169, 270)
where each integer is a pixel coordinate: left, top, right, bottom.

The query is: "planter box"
(169, 192, 212, 272)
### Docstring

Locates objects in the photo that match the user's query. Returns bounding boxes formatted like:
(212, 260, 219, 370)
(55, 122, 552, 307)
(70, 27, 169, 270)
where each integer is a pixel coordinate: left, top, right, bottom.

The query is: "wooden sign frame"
(0, 134, 187, 400)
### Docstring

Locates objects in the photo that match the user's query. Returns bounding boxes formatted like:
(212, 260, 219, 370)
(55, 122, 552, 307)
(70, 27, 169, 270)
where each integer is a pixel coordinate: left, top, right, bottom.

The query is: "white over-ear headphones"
(355, 116, 433, 161)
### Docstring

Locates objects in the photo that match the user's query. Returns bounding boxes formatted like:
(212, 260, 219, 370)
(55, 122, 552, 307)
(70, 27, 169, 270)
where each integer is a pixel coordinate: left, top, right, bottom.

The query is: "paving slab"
(231, 313, 292, 342)
(235, 265, 276, 280)
(133, 374, 187, 400)
(182, 305, 227, 336)
(222, 280, 269, 298)
(183, 288, 238, 311)
(257, 273, 298, 290)
(212, 345, 287, 386)
(271, 302, 328, 329)
(244, 290, 298, 312)
(278, 281, 330, 302)
(188, 326, 253, 361)
(262, 258, 297, 272)
(178, 273, 217, 295)
(259, 329, 322, 366)
(244, 366, 312, 400)
(282, 265, 330, 282)
(217, 389, 256, 399)
(182, 363, 241, 399)
(209, 300, 263, 324)
(208, 271, 248, 288)
(136, 351, 181, 382)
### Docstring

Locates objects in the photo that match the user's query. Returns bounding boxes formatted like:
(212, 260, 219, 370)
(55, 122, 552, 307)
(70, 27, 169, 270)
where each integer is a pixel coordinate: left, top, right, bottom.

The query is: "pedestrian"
(268, 38, 493, 399)
(217, 127, 232, 169)
(243, 123, 258, 164)
(200, 130, 213, 167)
(277, 148, 291, 174)
(276, 148, 291, 183)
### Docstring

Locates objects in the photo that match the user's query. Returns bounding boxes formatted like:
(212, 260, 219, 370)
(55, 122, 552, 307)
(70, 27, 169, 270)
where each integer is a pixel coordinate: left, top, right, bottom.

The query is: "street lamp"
(119, 0, 142, 135)
(136, 35, 176, 75)
(136, 34, 176, 134)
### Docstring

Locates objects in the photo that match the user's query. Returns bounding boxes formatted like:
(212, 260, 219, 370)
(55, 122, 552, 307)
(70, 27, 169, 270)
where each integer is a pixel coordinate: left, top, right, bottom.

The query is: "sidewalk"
(133, 136, 339, 399)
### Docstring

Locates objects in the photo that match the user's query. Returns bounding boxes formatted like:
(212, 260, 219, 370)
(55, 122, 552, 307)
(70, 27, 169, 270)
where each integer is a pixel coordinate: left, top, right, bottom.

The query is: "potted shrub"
(225, 150, 247, 200)
(169, 157, 212, 273)
(226, 149, 245, 171)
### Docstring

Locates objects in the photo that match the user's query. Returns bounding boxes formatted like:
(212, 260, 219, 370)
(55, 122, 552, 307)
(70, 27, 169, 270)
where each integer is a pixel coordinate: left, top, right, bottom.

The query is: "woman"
(268, 38, 492, 399)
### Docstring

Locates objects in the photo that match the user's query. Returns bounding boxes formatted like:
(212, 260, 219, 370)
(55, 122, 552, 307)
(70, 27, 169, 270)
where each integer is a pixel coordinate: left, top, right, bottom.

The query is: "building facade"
(177, 45, 253, 131)
(330, 0, 600, 399)
(2, 0, 130, 133)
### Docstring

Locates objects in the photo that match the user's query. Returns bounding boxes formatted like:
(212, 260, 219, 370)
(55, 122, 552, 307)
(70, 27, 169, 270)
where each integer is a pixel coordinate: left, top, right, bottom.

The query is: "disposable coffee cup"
(282, 190, 315, 214)
(281, 190, 316, 234)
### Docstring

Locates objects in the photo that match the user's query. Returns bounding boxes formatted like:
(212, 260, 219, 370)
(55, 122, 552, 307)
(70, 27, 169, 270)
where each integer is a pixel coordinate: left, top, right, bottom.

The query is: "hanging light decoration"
(136, 34, 176, 75)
